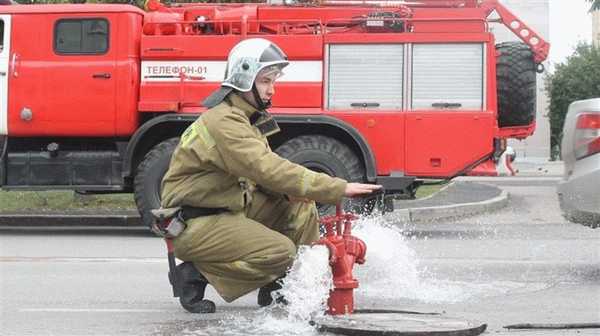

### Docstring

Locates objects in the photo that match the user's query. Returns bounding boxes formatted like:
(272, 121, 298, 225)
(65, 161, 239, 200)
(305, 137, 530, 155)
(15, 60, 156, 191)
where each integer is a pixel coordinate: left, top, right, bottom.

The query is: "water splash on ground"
(186, 245, 332, 336)
(186, 214, 547, 335)
(353, 215, 551, 304)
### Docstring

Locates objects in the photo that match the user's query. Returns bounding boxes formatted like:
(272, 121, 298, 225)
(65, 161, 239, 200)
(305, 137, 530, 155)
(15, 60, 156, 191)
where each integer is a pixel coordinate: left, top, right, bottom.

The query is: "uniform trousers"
(171, 190, 319, 302)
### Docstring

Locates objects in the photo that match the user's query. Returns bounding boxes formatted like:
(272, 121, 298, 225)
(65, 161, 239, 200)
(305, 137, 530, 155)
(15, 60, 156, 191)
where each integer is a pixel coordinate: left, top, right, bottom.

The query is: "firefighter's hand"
(343, 183, 383, 198)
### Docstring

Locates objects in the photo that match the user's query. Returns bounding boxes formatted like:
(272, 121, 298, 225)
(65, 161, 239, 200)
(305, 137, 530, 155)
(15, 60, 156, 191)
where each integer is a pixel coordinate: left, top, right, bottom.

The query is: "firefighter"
(161, 38, 381, 313)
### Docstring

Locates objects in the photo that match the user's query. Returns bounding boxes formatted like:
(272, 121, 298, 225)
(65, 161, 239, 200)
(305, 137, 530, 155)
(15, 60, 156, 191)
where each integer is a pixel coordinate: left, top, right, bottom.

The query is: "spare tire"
(496, 41, 537, 127)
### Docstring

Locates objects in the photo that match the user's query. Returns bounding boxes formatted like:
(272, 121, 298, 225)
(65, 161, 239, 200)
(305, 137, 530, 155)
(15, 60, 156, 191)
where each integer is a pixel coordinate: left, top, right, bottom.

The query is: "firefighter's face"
(241, 70, 280, 108)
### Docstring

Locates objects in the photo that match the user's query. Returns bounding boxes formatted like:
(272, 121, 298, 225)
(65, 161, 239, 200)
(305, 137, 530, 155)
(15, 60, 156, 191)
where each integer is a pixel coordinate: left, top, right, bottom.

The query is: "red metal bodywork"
(134, 0, 548, 178)
(0, 0, 549, 183)
(4, 5, 144, 137)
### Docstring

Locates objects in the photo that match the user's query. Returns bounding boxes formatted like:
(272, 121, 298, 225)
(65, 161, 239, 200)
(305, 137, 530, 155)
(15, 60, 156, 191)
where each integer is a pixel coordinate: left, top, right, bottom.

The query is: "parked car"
(557, 98, 600, 228)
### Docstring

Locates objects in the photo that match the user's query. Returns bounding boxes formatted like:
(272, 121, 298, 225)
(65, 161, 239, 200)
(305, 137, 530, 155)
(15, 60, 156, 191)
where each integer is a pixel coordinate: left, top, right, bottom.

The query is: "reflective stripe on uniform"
(181, 119, 215, 149)
(197, 118, 216, 149)
(233, 260, 260, 276)
(285, 206, 314, 231)
(299, 170, 315, 196)
(172, 216, 211, 248)
(268, 274, 278, 283)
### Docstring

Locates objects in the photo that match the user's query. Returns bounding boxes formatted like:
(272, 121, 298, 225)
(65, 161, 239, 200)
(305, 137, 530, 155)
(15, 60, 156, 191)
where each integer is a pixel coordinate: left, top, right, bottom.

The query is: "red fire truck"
(0, 0, 549, 225)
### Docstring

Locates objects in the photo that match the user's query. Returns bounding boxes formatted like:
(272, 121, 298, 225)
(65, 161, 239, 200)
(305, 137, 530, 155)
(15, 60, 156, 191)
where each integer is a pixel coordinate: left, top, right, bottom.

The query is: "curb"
(385, 189, 509, 222)
(0, 211, 143, 227)
(0, 187, 510, 226)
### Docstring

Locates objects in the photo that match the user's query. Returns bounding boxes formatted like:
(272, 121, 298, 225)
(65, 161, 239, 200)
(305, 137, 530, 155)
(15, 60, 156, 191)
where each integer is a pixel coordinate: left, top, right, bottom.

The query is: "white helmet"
(202, 38, 289, 108)
(223, 38, 288, 92)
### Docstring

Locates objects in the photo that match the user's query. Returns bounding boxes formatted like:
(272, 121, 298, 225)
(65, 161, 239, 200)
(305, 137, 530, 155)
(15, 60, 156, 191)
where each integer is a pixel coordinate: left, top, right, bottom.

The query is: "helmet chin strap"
(252, 85, 271, 110)
(248, 84, 280, 136)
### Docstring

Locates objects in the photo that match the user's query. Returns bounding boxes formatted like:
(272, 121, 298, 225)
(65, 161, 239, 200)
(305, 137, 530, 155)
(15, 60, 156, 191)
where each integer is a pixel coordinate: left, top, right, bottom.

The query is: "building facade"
(593, 8, 600, 46)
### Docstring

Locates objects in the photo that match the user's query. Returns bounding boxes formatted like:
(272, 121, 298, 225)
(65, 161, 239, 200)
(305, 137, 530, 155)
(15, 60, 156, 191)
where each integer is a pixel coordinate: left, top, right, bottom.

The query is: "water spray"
(312, 198, 489, 336)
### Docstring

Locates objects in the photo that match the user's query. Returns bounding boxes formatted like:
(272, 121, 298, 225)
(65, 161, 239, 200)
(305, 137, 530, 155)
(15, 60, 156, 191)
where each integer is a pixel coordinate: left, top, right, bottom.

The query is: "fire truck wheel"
(496, 41, 537, 128)
(134, 137, 180, 227)
(274, 135, 371, 216)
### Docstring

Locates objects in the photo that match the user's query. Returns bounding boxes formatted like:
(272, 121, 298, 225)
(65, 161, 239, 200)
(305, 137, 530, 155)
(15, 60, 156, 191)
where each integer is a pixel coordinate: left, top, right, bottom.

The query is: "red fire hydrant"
(315, 205, 366, 315)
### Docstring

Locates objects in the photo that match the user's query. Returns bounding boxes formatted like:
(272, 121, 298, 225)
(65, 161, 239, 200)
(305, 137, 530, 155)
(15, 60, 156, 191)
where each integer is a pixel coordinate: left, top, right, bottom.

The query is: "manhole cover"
(314, 309, 487, 336)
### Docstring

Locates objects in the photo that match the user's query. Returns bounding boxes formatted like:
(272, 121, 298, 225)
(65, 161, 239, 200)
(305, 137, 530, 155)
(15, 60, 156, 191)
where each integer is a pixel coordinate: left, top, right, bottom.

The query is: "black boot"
(171, 261, 216, 313)
(257, 277, 287, 307)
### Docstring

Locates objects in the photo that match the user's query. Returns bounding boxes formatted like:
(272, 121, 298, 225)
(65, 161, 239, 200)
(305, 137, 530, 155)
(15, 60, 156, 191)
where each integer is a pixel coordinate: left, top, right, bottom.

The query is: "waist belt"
(180, 205, 225, 221)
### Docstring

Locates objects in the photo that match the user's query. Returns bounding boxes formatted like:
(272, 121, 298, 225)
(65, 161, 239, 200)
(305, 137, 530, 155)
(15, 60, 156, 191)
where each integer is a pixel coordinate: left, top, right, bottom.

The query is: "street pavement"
(0, 161, 565, 226)
(5, 160, 596, 336)
(388, 160, 564, 221)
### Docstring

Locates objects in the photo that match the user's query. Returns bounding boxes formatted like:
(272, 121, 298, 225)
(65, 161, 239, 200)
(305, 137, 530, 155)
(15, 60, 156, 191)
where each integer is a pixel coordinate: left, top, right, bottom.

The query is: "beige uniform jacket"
(161, 92, 347, 210)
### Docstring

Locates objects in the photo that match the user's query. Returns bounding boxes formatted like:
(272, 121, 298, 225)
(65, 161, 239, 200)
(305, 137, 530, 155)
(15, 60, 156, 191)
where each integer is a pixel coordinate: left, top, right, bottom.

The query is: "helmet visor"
(259, 42, 288, 63)
(257, 64, 285, 80)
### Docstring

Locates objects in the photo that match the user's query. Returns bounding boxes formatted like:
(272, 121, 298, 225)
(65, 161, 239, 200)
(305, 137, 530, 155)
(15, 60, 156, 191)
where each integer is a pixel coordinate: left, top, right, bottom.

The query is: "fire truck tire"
(134, 137, 180, 227)
(274, 135, 371, 215)
(496, 41, 537, 128)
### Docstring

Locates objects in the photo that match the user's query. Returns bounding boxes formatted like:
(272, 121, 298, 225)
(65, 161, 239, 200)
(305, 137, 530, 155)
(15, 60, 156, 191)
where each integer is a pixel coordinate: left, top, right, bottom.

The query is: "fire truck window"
(54, 18, 109, 55)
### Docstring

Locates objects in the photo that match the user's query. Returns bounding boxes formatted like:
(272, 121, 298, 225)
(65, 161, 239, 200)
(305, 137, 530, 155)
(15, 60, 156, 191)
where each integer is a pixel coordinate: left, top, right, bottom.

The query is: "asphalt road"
(1, 172, 599, 336)
(393, 176, 599, 335)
